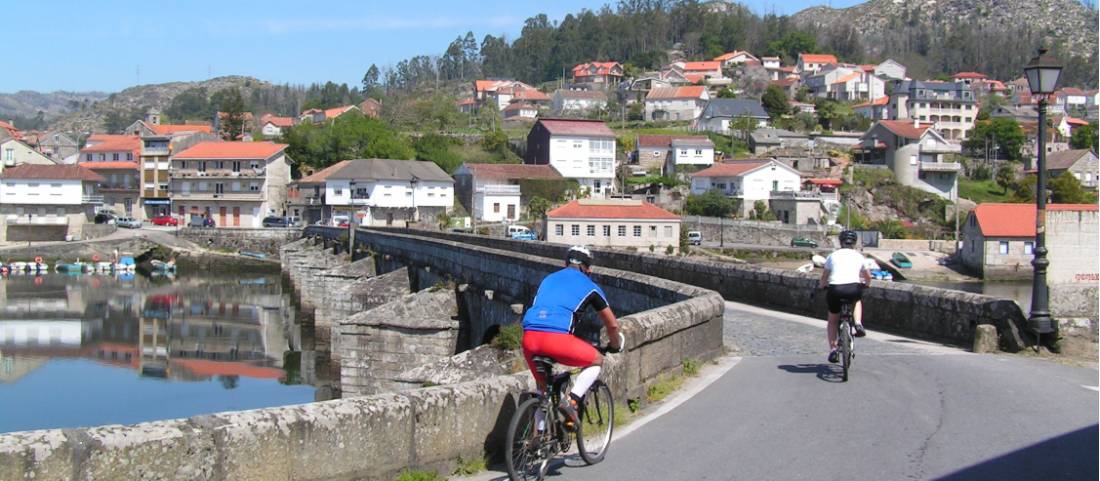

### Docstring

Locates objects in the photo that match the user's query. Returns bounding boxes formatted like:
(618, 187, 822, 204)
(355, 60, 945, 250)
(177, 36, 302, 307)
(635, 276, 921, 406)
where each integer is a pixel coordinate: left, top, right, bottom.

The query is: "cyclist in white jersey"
(817, 230, 871, 363)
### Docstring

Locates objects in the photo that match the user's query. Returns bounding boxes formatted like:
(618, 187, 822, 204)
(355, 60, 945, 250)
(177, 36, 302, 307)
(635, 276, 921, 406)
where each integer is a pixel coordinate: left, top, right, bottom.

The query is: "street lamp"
(1022, 48, 1063, 343)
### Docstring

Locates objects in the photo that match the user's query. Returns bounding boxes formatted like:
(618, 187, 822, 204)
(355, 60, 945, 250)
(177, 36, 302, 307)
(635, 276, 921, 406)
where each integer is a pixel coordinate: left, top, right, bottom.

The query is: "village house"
(761, 57, 781, 70)
(260, 114, 295, 138)
(170, 141, 292, 227)
(502, 103, 539, 121)
(749, 128, 811, 154)
(299, 105, 359, 125)
(525, 118, 617, 198)
(0, 164, 105, 242)
(666, 137, 716, 175)
(26, 132, 79, 163)
(452, 163, 563, 223)
(633, 134, 714, 173)
(1, 138, 56, 173)
(474, 80, 549, 111)
(669, 61, 726, 85)
(693, 98, 769, 134)
(857, 120, 962, 200)
(888, 80, 978, 141)
(951, 72, 987, 86)
(546, 199, 681, 254)
(873, 59, 908, 81)
(690, 159, 801, 216)
(960, 203, 1099, 281)
(1039, 149, 1099, 190)
(645, 86, 709, 122)
(286, 158, 453, 227)
(713, 51, 759, 70)
(358, 98, 382, 118)
(1055, 87, 1090, 113)
(571, 61, 624, 86)
(551, 89, 608, 115)
(78, 135, 141, 219)
(805, 66, 886, 102)
(853, 96, 890, 120)
(0, 120, 22, 140)
(796, 53, 838, 75)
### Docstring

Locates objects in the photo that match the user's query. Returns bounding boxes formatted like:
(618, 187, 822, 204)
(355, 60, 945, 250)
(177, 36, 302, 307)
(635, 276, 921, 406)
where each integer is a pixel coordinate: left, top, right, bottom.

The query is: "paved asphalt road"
(542, 301, 1098, 481)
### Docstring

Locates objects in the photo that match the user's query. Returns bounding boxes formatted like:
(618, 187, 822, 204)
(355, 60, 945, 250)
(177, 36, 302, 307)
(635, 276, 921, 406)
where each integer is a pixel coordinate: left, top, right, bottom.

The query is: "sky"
(7, 0, 863, 93)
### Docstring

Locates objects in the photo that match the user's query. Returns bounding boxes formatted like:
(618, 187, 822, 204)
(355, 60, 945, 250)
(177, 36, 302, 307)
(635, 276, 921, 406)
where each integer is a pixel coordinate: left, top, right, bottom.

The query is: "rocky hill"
(792, 0, 1098, 85)
(0, 90, 108, 128)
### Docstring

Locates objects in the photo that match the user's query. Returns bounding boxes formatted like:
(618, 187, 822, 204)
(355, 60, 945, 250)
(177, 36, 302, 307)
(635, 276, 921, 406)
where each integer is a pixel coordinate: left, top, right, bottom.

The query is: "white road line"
(723, 300, 971, 356)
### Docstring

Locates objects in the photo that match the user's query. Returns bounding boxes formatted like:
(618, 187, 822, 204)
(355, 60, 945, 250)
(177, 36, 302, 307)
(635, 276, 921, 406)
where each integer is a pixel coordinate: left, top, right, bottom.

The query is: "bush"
(971, 164, 992, 180)
(491, 323, 523, 351)
(394, 470, 443, 481)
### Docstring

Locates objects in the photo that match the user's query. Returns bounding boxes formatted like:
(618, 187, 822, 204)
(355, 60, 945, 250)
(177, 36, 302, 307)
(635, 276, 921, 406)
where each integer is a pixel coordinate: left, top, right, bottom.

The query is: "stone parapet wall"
(180, 227, 301, 258)
(682, 215, 836, 247)
(877, 238, 958, 254)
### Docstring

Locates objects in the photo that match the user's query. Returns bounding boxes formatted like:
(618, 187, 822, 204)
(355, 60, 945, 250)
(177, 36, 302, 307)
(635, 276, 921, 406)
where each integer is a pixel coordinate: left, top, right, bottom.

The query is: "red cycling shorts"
(522, 330, 599, 384)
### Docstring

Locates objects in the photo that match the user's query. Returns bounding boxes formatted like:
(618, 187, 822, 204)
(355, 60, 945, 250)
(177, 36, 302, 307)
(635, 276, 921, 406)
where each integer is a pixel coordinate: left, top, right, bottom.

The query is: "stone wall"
(877, 238, 957, 254)
(367, 228, 1035, 351)
(180, 227, 302, 258)
(682, 215, 836, 247)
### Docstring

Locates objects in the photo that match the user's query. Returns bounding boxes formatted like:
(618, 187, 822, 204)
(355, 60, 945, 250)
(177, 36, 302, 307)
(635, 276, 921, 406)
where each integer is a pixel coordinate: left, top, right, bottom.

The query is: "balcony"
(82, 195, 105, 204)
(290, 196, 324, 205)
(920, 161, 962, 172)
(476, 184, 521, 195)
(919, 142, 962, 154)
(172, 191, 263, 201)
(770, 190, 826, 200)
(174, 168, 265, 178)
(142, 147, 170, 156)
(348, 197, 372, 205)
(7, 215, 68, 225)
(142, 161, 170, 170)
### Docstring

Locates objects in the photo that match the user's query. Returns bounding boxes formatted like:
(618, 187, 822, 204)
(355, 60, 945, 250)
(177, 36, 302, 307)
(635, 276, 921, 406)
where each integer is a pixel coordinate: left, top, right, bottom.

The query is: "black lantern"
(1023, 48, 1063, 96)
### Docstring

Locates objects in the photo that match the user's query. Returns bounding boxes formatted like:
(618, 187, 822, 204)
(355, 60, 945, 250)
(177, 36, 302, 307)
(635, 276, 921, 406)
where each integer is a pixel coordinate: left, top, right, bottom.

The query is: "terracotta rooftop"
(646, 86, 707, 100)
(677, 61, 721, 71)
(262, 116, 295, 128)
(547, 199, 679, 220)
(0, 164, 106, 182)
(80, 161, 139, 170)
(536, 118, 615, 137)
(877, 120, 935, 140)
(799, 53, 838, 64)
(973, 203, 1098, 237)
(80, 136, 140, 154)
(691, 160, 773, 178)
(150, 124, 213, 135)
(952, 72, 988, 80)
(572, 62, 622, 77)
(173, 141, 287, 160)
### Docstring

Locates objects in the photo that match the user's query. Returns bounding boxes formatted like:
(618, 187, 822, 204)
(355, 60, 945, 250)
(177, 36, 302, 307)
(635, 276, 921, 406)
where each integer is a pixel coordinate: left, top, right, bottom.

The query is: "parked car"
(891, 252, 913, 269)
(150, 215, 179, 226)
(115, 217, 142, 229)
(262, 216, 290, 228)
(687, 231, 702, 246)
(94, 210, 118, 224)
(511, 231, 537, 241)
(790, 237, 818, 248)
(506, 225, 531, 237)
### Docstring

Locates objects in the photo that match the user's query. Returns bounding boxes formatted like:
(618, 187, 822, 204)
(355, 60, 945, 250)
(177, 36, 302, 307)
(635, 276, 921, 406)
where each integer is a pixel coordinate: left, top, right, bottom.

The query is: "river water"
(0, 262, 335, 434)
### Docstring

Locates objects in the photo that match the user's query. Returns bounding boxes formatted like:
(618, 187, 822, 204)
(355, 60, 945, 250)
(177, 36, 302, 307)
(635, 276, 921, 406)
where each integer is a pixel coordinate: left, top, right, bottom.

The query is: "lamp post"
(1022, 48, 1063, 345)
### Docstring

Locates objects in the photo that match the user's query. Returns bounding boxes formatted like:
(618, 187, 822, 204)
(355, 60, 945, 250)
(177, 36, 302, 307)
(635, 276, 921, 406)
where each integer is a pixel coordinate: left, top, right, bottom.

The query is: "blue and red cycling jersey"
(522, 267, 609, 334)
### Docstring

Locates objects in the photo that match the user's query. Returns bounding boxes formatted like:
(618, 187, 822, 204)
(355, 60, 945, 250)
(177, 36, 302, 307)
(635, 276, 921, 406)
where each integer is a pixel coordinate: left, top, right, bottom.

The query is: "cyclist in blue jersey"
(522, 245, 624, 429)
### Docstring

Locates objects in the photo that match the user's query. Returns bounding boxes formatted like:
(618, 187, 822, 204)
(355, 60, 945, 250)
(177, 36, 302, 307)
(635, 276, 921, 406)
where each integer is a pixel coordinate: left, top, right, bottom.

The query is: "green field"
(958, 178, 1020, 203)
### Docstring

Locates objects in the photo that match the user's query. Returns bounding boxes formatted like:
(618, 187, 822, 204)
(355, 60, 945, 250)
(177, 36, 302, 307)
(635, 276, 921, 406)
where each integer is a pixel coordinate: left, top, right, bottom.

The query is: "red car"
(150, 215, 179, 226)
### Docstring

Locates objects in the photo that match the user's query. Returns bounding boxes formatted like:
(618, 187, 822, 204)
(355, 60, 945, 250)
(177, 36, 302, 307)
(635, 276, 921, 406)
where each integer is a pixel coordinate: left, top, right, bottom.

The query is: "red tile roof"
(1065, 117, 1090, 127)
(799, 54, 838, 64)
(173, 141, 287, 160)
(262, 116, 295, 128)
(952, 72, 987, 80)
(714, 51, 756, 62)
(324, 105, 357, 119)
(636, 135, 711, 148)
(877, 120, 935, 140)
(854, 96, 890, 108)
(170, 359, 283, 380)
(456, 97, 476, 106)
(646, 86, 707, 100)
(150, 124, 213, 135)
(572, 61, 622, 77)
(80, 136, 140, 154)
(547, 200, 679, 220)
(508, 88, 550, 102)
(296, 160, 349, 184)
(0, 164, 106, 182)
(537, 118, 615, 137)
(86, 134, 134, 145)
(683, 74, 706, 84)
(1060, 87, 1087, 96)
(973, 203, 1098, 237)
(806, 178, 844, 186)
(678, 61, 721, 72)
(692, 160, 771, 178)
(462, 163, 562, 181)
(80, 161, 139, 170)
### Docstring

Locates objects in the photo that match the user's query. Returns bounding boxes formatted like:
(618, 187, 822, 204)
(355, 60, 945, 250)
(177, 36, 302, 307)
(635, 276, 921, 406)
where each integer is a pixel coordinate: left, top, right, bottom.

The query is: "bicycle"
(836, 299, 857, 382)
(505, 353, 615, 481)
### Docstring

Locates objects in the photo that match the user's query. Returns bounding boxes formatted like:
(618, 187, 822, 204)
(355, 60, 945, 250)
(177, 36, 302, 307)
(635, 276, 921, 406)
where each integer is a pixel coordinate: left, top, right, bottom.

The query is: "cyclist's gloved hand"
(606, 332, 626, 354)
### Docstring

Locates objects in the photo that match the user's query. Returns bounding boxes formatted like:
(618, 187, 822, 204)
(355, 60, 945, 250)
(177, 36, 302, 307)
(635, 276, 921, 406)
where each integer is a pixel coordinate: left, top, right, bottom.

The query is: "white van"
(687, 231, 703, 245)
(506, 225, 531, 237)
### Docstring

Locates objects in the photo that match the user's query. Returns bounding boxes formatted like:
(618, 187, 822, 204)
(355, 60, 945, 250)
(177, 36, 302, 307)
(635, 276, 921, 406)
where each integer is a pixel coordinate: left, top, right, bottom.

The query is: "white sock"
(570, 366, 601, 399)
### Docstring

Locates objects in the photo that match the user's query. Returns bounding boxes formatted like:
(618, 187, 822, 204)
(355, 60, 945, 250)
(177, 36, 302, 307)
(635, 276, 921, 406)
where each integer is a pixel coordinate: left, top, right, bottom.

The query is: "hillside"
(0, 90, 108, 129)
(791, 0, 1098, 85)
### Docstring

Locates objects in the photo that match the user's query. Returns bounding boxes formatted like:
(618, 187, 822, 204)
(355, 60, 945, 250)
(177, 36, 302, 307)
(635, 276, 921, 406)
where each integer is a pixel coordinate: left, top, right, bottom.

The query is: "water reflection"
(0, 264, 334, 433)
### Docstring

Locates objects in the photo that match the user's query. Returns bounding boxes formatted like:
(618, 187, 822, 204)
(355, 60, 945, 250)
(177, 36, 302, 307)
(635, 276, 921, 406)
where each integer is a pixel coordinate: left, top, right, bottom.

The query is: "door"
(232, 207, 240, 227)
(386, 213, 394, 226)
(219, 207, 227, 226)
(507, 204, 516, 219)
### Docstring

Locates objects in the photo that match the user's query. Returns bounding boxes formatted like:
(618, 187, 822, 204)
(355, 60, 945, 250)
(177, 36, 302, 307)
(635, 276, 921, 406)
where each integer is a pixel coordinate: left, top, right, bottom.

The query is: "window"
(112, 153, 120, 161)
(680, 149, 688, 155)
(633, 225, 642, 237)
(602, 225, 610, 236)
(650, 225, 657, 236)
(618, 225, 626, 236)
(249, 184, 260, 191)
(493, 203, 500, 213)
(555, 224, 564, 236)
(99, 154, 106, 161)
(586, 225, 595, 236)
(571, 224, 580, 236)
(86, 154, 93, 162)
(998, 241, 1009, 255)
(695, 149, 703, 155)
(664, 226, 672, 237)
(334, 188, 343, 195)
(1024, 242, 1034, 255)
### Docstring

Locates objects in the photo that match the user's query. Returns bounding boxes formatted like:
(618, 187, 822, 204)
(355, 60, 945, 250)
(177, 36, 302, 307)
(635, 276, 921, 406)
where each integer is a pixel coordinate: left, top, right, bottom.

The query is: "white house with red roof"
(525, 118, 617, 198)
(690, 159, 801, 215)
(79, 135, 141, 218)
(545, 199, 681, 253)
(713, 51, 759, 69)
(961, 203, 1099, 282)
(858, 120, 962, 200)
(1, 138, 56, 173)
(502, 102, 539, 120)
(299, 105, 360, 124)
(854, 96, 890, 120)
(473, 80, 550, 111)
(796, 53, 838, 75)
(260, 114, 296, 138)
(452, 163, 563, 222)
(0, 164, 107, 241)
(805, 66, 886, 102)
(645, 86, 710, 122)
(951, 72, 987, 86)
(572, 62, 624, 86)
(170, 141, 291, 227)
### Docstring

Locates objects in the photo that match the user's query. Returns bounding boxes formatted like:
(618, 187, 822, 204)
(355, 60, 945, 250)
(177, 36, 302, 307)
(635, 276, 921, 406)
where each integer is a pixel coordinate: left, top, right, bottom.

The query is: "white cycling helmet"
(566, 245, 593, 267)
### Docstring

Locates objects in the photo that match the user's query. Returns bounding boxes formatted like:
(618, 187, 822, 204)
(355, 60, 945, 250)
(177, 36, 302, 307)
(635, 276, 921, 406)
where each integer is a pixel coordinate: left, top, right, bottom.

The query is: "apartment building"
(525, 118, 617, 198)
(170, 142, 291, 227)
(78, 135, 140, 218)
(0, 164, 105, 241)
(889, 80, 978, 141)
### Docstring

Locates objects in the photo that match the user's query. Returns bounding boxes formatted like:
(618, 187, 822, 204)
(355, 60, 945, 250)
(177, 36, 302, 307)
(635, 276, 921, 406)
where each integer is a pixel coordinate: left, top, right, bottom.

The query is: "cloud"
(252, 15, 518, 34)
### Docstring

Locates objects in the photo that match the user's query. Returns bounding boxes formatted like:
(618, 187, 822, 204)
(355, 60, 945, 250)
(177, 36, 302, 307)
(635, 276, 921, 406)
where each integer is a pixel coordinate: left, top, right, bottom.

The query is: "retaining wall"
(368, 228, 1034, 351)
(180, 227, 301, 258)
(877, 238, 958, 254)
(682, 215, 835, 247)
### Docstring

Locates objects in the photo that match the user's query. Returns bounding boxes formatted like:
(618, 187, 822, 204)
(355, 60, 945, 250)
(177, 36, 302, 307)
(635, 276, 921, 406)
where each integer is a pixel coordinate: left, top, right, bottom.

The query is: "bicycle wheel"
(839, 321, 852, 382)
(506, 397, 550, 481)
(576, 381, 614, 465)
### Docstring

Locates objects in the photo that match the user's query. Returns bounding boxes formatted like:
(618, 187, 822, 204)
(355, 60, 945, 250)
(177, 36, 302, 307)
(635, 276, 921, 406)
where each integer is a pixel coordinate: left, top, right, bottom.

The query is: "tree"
(362, 64, 380, 92)
(283, 112, 414, 169)
(716, 88, 737, 99)
(413, 94, 460, 131)
(994, 165, 1016, 195)
(729, 115, 757, 141)
(413, 134, 461, 173)
(767, 31, 816, 64)
(212, 87, 247, 140)
(685, 190, 738, 218)
(527, 196, 552, 219)
(761, 85, 789, 120)
(1048, 173, 1097, 204)
(1070, 123, 1098, 152)
(966, 118, 1026, 161)
(750, 200, 776, 220)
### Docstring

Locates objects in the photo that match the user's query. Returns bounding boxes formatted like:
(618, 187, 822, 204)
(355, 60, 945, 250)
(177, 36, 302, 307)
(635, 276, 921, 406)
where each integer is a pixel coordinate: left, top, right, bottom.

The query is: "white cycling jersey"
(824, 248, 867, 285)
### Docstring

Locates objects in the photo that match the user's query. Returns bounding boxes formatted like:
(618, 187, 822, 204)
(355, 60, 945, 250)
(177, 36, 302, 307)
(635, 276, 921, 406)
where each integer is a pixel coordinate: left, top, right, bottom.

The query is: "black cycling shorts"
(826, 283, 863, 314)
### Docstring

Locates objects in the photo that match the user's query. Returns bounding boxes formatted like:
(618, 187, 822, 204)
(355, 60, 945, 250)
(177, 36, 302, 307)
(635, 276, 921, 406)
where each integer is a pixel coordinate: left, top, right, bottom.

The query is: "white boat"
(796, 263, 814, 273)
(11, 262, 27, 273)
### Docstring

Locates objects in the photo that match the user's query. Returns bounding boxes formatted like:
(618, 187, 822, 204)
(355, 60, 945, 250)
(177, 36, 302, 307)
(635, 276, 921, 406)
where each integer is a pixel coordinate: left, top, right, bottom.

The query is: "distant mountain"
(0, 90, 108, 129)
(791, 0, 1098, 85)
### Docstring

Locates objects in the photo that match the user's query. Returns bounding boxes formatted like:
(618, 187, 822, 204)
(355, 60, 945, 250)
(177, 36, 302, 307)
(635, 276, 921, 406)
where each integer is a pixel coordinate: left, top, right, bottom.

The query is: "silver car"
(116, 217, 142, 229)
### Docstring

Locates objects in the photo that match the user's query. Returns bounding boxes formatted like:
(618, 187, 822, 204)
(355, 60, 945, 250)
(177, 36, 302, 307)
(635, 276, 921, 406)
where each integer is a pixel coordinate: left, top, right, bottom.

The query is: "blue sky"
(8, 0, 862, 93)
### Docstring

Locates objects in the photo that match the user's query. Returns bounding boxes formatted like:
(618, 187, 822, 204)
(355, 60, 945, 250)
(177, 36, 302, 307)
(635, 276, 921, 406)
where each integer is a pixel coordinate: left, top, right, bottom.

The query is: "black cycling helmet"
(839, 230, 858, 247)
(566, 245, 593, 268)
